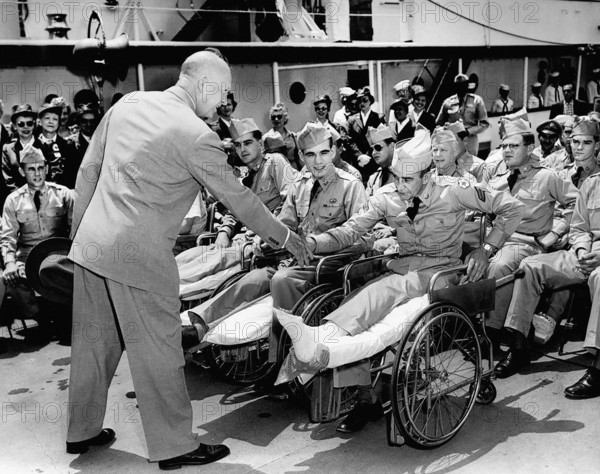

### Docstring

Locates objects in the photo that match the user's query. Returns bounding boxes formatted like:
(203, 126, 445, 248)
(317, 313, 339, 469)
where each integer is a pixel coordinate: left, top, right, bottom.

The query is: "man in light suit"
(66, 49, 311, 470)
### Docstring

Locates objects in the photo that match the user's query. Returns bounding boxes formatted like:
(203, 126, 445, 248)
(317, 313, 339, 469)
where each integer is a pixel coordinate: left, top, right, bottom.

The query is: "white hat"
(297, 122, 332, 150)
(393, 80, 410, 92)
(339, 87, 355, 97)
(390, 129, 432, 178)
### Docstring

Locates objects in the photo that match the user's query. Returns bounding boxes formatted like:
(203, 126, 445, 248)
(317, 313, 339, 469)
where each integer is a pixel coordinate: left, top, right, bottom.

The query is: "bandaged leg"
(275, 309, 348, 366)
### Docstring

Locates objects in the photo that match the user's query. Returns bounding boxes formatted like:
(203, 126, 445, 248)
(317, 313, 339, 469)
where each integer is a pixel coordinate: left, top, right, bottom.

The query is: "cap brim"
(25, 237, 73, 304)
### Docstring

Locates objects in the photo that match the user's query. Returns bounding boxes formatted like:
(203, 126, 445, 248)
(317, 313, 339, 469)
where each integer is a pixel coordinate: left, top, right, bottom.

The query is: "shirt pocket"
(318, 203, 345, 225)
(517, 187, 545, 209)
(45, 205, 66, 217)
(588, 198, 600, 230)
(16, 210, 38, 224)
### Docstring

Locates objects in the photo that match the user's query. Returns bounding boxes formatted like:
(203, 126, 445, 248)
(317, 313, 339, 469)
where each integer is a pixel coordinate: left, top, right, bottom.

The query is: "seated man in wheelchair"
(181, 123, 368, 349)
(176, 118, 297, 291)
(496, 119, 600, 387)
(275, 129, 525, 433)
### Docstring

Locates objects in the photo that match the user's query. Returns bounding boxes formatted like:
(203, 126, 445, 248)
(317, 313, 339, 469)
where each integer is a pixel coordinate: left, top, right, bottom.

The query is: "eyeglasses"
(270, 115, 283, 121)
(499, 143, 524, 151)
(16, 120, 34, 127)
(371, 144, 384, 152)
(314, 106, 328, 112)
(360, 97, 370, 103)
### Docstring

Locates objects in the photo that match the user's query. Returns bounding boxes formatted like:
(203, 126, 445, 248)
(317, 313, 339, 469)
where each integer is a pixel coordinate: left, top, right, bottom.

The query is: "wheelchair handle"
(240, 241, 254, 269)
(495, 268, 525, 288)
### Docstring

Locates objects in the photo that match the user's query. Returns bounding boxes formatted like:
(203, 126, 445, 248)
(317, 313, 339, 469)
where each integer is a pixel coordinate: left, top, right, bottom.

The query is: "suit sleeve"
(186, 130, 289, 249)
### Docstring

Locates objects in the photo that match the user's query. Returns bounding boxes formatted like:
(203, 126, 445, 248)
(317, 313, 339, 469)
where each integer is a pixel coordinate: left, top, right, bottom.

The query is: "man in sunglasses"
(365, 124, 395, 197)
(484, 119, 579, 377)
(2, 104, 42, 194)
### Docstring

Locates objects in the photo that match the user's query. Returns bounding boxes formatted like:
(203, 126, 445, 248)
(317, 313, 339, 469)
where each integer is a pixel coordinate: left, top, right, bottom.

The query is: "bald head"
(177, 49, 232, 120)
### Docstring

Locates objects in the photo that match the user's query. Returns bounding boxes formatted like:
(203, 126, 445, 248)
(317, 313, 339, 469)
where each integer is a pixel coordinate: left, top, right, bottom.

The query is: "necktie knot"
(242, 168, 257, 188)
(407, 196, 421, 221)
(507, 169, 521, 191)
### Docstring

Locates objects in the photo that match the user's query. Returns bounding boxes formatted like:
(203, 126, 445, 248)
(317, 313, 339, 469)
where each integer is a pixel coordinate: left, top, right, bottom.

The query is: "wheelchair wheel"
(391, 303, 481, 449)
(291, 283, 336, 316)
(208, 339, 274, 385)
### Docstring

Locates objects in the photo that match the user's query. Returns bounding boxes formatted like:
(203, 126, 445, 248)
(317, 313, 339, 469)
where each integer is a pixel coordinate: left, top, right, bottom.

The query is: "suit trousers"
(485, 240, 542, 329)
(67, 264, 199, 461)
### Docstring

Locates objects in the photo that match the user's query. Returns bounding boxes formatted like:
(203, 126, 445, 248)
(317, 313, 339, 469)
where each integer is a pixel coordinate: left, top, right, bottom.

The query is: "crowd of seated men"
(2, 72, 600, 413)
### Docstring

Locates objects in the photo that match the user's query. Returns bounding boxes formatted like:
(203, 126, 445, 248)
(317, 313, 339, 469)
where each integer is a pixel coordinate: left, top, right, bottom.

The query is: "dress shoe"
(158, 443, 230, 470)
(565, 368, 600, 399)
(493, 349, 530, 379)
(336, 400, 384, 433)
(66, 428, 116, 454)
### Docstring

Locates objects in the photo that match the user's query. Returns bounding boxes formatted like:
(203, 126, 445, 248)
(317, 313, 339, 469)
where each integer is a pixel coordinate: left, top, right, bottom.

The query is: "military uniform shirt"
(277, 167, 366, 237)
(311, 177, 524, 265)
(436, 93, 489, 136)
(487, 160, 578, 238)
(570, 173, 600, 254)
(217, 153, 298, 238)
(1, 182, 73, 263)
(542, 148, 571, 171)
(558, 160, 600, 189)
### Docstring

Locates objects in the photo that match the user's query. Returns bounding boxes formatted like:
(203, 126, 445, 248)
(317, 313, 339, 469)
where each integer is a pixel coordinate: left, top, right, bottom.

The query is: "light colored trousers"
(67, 265, 198, 461)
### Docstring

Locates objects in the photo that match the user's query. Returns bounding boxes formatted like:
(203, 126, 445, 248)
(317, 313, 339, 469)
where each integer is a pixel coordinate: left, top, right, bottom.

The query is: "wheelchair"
(188, 249, 365, 386)
(278, 251, 523, 449)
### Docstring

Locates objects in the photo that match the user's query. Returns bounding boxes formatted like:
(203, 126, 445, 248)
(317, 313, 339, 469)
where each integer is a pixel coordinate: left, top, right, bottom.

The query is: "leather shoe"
(181, 325, 200, 351)
(565, 368, 600, 399)
(336, 400, 384, 433)
(493, 349, 529, 379)
(158, 443, 230, 470)
(66, 428, 116, 454)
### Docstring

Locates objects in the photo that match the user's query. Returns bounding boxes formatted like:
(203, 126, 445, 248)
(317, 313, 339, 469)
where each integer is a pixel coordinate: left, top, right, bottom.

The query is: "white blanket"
(179, 264, 242, 299)
(196, 291, 430, 369)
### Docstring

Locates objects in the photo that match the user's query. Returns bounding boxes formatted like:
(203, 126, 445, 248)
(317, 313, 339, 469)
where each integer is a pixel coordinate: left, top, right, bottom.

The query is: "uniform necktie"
(34, 190, 41, 212)
(555, 87, 559, 103)
(406, 196, 421, 221)
(507, 169, 521, 191)
(571, 166, 584, 188)
(502, 100, 508, 113)
(309, 180, 321, 205)
(242, 168, 257, 188)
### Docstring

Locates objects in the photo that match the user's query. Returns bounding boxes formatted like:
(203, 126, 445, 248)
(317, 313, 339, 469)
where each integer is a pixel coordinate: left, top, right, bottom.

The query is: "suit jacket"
(69, 86, 289, 297)
(416, 111, 436, 133)
(391, 119, 415, 142)
(346, 110, 385, 181)
(549, 100, 590, 119)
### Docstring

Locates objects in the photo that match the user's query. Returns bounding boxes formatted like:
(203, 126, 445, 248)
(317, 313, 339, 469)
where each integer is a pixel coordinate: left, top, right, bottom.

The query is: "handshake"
(253, 229, 316, 267)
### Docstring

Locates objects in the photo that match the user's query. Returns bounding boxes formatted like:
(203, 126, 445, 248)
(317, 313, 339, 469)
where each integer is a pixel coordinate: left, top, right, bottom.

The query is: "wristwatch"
(482, 243, 496, 258)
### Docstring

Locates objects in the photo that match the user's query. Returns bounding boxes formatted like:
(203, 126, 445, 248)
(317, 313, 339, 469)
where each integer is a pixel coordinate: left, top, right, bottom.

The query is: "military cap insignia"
(457, 178, 470, 189)
(330, 198, 337, 203)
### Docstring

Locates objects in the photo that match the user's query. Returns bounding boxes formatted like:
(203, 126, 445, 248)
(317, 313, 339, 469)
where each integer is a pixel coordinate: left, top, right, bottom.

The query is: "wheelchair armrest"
(341, 252, 400, 295)
(251, 248, 292, 268)
(314, 251, 364, 285)
(196, 232, 217, 246)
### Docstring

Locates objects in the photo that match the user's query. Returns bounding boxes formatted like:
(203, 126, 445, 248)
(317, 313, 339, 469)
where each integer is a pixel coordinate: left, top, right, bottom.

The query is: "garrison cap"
(390, 129, 432, 178)
(367, 123, 393, 145)
(230, 118, 261, 141)
(572, 120, 599, 137)
(297, 122, 332, 150)
(263, 132, 286, 153)
(502, 118, 532, 139)
(431, 126, 458, 144)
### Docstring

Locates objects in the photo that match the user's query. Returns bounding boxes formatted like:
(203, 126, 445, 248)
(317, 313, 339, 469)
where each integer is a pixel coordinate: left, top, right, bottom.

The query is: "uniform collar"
(415, 178, 435, 207)
(574, 157, 600, 175)
(20, 183, 48, 195)
(516, 156, 540, 176)
(313, 167, 338, 188)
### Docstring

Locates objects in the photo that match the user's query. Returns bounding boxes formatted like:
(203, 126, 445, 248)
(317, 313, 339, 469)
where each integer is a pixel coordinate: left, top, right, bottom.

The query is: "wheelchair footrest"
(309, 371, 344, 423)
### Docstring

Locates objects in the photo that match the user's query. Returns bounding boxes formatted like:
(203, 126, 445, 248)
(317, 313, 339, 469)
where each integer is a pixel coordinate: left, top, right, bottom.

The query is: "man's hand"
(214, 232, 231, 248)
(357, 154, 371, 167)
(536, 231, 559, 250)
(285, 230, 313, 267)
(2, 261, 23, 287)
(462, 247, 489, 283)
(576, 250, 600, 276)
(373, 227, 393, 239)
(252, 234, 265, 256)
